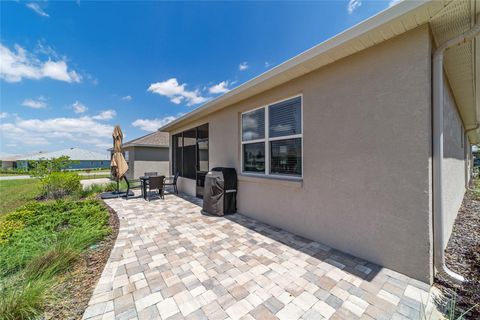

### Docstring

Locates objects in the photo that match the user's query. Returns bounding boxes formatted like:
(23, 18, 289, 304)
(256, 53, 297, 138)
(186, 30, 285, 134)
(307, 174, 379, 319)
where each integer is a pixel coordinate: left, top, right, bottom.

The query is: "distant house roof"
(0, 155, 22, 161)
(17, 148, 110, 161)
(122, 131, 169, 149)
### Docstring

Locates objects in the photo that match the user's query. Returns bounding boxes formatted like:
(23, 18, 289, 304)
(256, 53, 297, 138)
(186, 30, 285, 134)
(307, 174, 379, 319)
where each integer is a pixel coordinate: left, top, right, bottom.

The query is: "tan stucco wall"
(170, 25, 433, 283)
(442, 78, 467, 249)
(124, 146, 170, 180)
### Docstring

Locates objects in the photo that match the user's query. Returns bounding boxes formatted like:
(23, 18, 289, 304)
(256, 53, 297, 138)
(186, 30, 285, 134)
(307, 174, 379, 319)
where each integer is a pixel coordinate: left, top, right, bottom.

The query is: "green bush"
(40, 172, 82, 200)
(0, 220, 24, 244)
(0, 168, 29, 175)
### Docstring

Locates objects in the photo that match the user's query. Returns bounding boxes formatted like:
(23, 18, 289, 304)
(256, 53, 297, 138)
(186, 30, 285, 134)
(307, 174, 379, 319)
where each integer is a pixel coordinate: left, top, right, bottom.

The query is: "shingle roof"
(17, 148, 110, 161)
(122, 131, 169, 148)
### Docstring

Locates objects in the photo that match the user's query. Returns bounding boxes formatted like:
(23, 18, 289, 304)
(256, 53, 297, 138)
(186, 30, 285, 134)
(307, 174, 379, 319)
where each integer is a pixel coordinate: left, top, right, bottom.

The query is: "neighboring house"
(14, 148, 110, 170)
(0, 155, 20, 169)
(160, 1, 480, 284)
(119, 131, 170, 180)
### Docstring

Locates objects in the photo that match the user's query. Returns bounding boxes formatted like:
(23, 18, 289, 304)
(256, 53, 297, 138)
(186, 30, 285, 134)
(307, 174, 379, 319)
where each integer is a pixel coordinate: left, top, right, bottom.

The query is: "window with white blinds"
(269, 96, 301, 138)
(242, 108, 265, 141)
(241, 95, 302, 177)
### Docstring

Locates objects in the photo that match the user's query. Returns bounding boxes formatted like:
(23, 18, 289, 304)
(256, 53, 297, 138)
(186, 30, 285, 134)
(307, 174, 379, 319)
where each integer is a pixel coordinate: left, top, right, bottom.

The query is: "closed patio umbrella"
(109, 125, 128, 195)
(111, 125, 128, 180)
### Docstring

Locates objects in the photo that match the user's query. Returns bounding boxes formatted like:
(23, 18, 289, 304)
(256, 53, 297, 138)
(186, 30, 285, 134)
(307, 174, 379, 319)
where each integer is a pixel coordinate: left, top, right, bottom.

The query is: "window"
(243, 142, 265, 173)
(241, 96, 302, 177)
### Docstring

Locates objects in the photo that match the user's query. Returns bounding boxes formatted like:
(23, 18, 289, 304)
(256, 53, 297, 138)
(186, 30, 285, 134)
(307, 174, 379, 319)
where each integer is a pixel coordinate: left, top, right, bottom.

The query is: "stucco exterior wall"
(170, 26, 433, 282)
(442, 78, 467, 249)
(125, 147, 170, 180)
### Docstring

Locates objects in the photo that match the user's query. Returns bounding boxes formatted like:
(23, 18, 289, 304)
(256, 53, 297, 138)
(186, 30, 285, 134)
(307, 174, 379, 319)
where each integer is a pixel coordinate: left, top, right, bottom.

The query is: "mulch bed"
(434, 189, 480, 320)
(44, 202, 119, 320)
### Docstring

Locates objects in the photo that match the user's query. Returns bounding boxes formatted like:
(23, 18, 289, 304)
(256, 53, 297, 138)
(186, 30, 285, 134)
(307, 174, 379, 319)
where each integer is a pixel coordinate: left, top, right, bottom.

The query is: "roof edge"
(159, 0, 439, 132)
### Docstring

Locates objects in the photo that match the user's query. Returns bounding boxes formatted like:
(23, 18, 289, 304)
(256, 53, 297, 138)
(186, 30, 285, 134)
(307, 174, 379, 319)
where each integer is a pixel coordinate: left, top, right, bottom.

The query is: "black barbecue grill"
(202, 167, 237, 216)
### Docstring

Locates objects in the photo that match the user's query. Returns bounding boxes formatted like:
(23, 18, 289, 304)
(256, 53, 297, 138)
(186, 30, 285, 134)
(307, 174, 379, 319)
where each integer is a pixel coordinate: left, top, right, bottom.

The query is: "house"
(160, 0, 479, 284)
(14, 148, 110, 170)
(0, 155, 21, 169)
(119, 131, 170, 180)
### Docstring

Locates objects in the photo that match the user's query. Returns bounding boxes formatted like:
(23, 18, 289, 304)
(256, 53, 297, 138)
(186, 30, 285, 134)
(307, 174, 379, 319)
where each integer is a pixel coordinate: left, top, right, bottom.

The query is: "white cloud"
(25, 2, 49, 17)
(72, 101, 87, 113)
(22, 97, 47, 109)
(148, 78, 207, 106)
(42, 60, 81, 82)
(0, 43, 81, 83)
(208, 81, 230, 94)
(239, 62, 249, 71)
(0, 112, 7, 119)
(132, 116, 177, 132)
(0, 116, 114, 146)
(388, 0, 402, 7)
(121, 95, 132, 101)
(92, 109, 116, 120)
(347, 0, 362, 14)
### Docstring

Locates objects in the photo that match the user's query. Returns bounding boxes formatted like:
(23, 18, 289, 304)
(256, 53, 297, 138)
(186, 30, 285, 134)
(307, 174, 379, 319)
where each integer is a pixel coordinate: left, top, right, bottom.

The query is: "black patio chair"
(142, 172, 158, 190)
(146, 175, 165, 201)
(164, 171, 179, 194)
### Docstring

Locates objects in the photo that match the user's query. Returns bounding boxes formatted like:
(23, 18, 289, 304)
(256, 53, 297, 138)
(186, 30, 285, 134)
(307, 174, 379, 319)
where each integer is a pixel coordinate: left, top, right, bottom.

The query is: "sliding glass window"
(241, 96, 302, 177)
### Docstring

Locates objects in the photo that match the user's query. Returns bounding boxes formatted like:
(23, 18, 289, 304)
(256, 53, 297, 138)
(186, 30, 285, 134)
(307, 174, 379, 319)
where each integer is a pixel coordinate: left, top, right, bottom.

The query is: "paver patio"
(83, 192, 440, 320)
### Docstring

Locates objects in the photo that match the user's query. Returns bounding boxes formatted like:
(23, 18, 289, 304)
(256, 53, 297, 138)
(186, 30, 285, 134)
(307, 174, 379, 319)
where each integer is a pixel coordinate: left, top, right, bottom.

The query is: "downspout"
(433, 20, 480, 285)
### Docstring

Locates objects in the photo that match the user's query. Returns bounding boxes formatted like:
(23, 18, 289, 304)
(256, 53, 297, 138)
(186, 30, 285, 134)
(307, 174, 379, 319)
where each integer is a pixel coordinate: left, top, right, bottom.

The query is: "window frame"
(241, 94, 303, 180)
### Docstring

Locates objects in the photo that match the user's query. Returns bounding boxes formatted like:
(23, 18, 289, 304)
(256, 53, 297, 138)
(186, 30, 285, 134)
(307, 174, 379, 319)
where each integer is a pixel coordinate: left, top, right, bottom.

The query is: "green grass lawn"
(0, 179, 40, 216)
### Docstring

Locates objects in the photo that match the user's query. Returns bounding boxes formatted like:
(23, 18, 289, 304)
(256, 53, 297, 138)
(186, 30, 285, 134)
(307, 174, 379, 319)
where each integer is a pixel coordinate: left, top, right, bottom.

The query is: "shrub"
(40, 172, 82, 200)
(0, 220, 24, 244)
(4, 208, 35, 224)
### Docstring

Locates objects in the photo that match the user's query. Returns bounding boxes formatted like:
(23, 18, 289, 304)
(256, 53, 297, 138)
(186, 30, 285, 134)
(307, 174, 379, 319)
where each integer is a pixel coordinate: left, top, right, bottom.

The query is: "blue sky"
(0, 0, 397, 156)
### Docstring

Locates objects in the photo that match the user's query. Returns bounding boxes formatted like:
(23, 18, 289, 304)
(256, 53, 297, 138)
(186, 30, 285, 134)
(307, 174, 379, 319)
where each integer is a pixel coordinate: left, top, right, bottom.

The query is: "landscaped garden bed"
(0, 199, 118, 319)
(0, 157, 120, 319)
(435, 178, 480, 319)
(44, 204, 119, 319)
